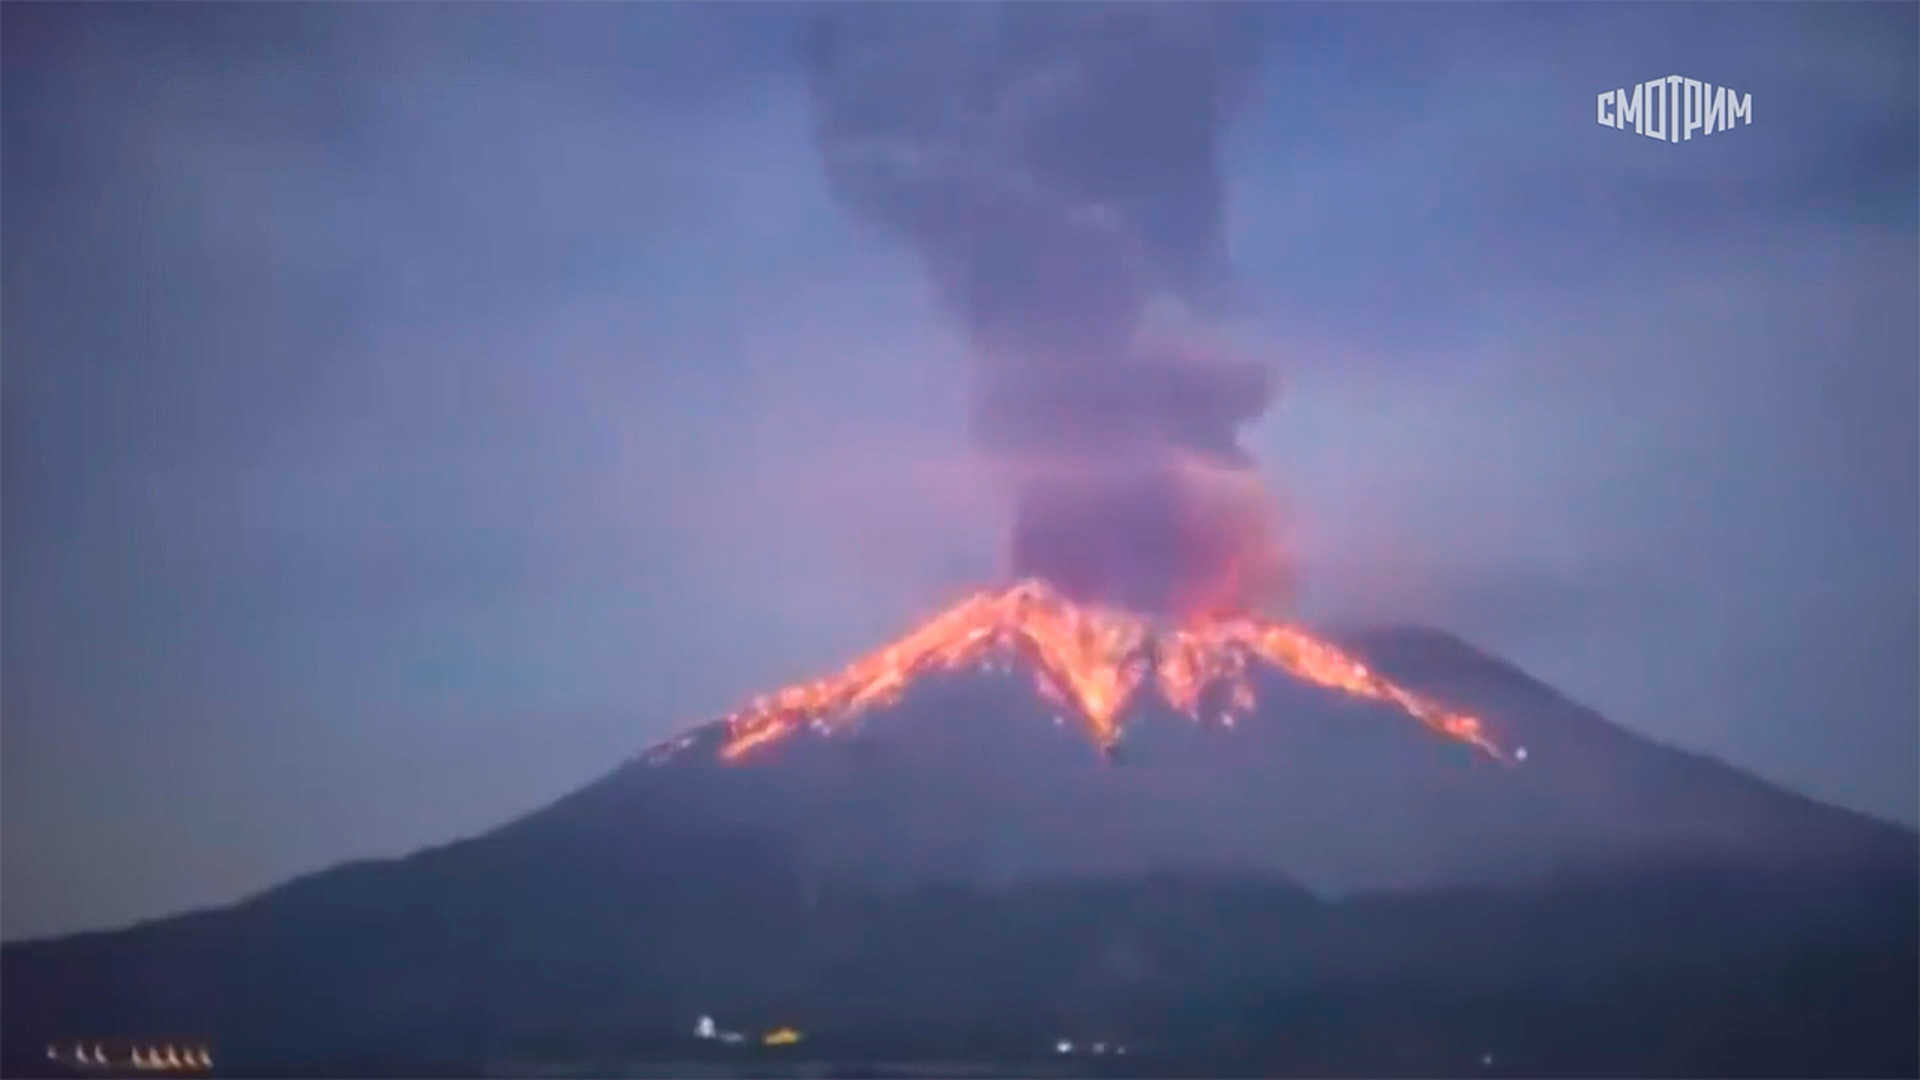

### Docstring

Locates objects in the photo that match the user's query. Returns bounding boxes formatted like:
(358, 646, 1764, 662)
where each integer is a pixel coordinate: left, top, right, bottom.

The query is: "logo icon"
(1598, 77, 1750, 142)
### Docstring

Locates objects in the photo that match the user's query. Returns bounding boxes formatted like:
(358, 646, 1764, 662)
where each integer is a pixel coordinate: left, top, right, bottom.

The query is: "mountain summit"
(646, 579, 1502, 767)
(552, 581, 1908, 897)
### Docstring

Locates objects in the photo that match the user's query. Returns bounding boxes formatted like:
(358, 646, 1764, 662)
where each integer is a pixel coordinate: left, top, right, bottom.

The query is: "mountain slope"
(1342, 624, 1917, 881)
(4, 828, 1913, 1077)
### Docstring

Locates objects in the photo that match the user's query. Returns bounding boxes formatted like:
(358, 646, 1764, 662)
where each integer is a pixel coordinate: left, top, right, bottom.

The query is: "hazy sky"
(4, 2, 1914, 941)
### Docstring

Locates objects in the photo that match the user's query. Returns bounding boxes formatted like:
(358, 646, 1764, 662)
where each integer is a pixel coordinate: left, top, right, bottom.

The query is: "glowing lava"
(654, 580, 1504, 765)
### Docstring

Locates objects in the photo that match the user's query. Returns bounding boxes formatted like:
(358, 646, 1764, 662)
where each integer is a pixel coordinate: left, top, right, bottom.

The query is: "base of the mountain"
(6, 857, 1914, 1080)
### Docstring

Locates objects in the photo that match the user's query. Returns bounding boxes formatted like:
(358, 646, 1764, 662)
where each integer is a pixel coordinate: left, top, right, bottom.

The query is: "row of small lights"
(694, 1017, 804, 1047)
(48, 1045, 213, 1071)
(1055, 1041, 1498, 1066)
(1056, 1039, 1125, 1055)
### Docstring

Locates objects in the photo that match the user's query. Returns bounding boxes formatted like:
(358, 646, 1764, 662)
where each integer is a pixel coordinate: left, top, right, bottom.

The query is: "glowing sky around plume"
(4, 2, 1915, 939)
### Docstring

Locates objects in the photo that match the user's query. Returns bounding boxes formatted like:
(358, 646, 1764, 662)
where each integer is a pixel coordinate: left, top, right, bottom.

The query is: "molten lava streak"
(680, 581, 1504, 765)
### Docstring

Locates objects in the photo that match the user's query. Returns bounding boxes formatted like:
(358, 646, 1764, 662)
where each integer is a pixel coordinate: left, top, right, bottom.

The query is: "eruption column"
(803, 4, 1282, 617)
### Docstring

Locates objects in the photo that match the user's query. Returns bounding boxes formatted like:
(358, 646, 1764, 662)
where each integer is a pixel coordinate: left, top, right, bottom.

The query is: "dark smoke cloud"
(801, 2, 1277, 615)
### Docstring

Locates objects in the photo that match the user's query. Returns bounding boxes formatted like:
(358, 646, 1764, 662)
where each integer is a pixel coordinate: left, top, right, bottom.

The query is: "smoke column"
(801, 2, 1283, 617)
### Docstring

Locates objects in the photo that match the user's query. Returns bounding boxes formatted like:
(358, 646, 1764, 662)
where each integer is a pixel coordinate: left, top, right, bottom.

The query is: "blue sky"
(4, 2, 1915, 939)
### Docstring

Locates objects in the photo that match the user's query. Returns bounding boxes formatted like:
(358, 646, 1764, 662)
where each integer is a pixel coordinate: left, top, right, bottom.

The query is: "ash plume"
(800, 2, 1281, 618)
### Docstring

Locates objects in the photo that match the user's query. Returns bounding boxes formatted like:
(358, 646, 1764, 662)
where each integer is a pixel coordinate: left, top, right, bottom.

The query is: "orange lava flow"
(689, 580, 1502, 764)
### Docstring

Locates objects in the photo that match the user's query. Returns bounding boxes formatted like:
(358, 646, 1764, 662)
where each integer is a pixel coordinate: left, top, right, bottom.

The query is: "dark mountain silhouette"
(4, 590, 1915, 1077)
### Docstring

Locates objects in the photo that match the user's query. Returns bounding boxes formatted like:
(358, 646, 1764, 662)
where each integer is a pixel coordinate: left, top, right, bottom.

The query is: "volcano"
(608, 579, 1908, 894)
(4, 586, 1915, 1078)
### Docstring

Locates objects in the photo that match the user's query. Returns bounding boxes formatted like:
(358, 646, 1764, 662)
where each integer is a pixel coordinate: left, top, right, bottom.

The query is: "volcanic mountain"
(598, 579, 1910, 894)
(4, 583, 1915, 1077)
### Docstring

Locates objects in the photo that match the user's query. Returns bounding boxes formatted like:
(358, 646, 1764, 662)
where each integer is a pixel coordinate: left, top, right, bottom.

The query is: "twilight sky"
(4, 2, 1915, 940)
